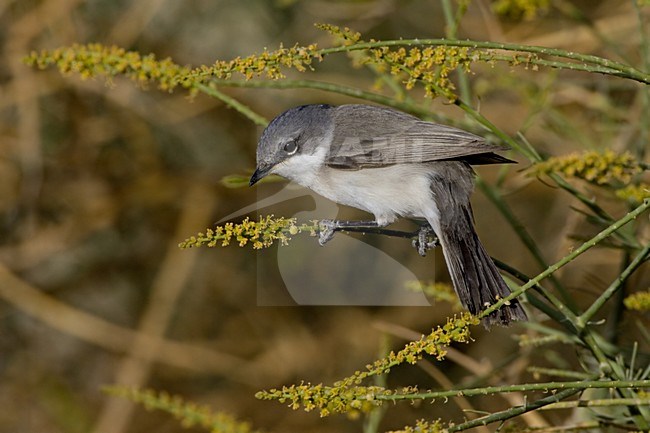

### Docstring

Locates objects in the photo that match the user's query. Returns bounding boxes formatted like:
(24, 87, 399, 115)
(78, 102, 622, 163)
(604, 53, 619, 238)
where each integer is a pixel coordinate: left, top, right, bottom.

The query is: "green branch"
(441, 0, 471, 102)
(541, 398, 650, 410)
(375, 379, 650, 401)
(204, 78, 447, 122)
(526, 367, 593, 380)
(578, 242, 650, 328)
(479, 199, 650, 321)
(318, 39, 650, 84)
(448, 387, 581, 432)
(455, 99, 539, 161)
(476, 177, 577, 311)
(194, 83, 268, 126)
(456, 98, 640, 252)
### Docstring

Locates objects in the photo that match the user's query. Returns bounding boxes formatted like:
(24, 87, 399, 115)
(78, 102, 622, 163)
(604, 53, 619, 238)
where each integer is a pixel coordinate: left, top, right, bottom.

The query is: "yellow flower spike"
(419, 419, 446, 433)
(26, 41, 320, 92)
(616, 183, 650, 204)
(104, 386, 259, 433)
(179, 216, 316, 250)
(256, 312, 479, 415)
(624, 291, 650, 312)
(493, 0, 551, 21)
(364, 43, 481, 101)
(530, 150, 645, 189)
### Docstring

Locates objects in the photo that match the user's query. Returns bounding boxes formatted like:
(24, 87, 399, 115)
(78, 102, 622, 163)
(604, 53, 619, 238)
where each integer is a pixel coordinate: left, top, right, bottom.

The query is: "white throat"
(272, 145, 329, 189)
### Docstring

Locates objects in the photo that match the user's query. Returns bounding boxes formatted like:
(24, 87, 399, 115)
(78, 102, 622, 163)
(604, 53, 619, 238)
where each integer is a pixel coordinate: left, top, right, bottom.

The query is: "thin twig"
(476, 176, 576, 310)
(527, 367, 593, 380)
(375, 379, 650, 401)
(480, 199, 650, 320)
(540, 398, 650, 410)
(441, 0, 471, 102)
(457, 99, 638, 250)
(317, 39, 650, 84)
(447, 387, 581, 432)
(205, 78, 448, 122)
(579, 242, 650, 329)
(194, 83, 268, 126)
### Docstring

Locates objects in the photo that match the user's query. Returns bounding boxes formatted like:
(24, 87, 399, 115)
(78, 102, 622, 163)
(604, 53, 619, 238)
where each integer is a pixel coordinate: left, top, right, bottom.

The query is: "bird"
(250, 103, 527, 326)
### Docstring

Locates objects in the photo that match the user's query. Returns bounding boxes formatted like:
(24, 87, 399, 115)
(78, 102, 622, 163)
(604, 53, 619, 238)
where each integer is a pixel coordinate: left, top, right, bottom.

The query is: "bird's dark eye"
(283, 140, 298, 155)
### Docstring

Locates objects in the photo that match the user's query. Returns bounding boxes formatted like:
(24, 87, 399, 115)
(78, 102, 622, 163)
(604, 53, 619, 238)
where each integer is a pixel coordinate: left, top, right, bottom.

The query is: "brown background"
(0, 1, 648, 432)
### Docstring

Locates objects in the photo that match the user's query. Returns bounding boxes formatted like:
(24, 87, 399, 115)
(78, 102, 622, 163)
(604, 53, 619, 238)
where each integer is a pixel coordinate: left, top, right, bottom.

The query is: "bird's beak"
(249, 164, 271, 186)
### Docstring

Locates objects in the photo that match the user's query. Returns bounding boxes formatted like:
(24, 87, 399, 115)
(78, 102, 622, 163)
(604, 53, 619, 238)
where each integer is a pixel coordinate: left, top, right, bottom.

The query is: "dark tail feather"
(438, 205, 527, 327)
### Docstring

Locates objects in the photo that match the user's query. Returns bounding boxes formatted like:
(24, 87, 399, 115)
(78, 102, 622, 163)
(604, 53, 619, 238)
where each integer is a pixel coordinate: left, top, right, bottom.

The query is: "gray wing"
(326, 105, 513, 169)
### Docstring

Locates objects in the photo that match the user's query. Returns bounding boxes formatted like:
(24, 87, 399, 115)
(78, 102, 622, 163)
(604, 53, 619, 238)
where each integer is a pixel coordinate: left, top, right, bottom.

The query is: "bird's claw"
(318, 219, 337, 246)
(412, 225, 439, 257)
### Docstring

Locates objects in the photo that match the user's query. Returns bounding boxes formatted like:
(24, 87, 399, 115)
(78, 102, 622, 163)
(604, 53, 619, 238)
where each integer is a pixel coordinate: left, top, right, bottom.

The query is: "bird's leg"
(317, 220, 380, 246)
(317, 220, 439, 255)
(412, 223, 439, 257)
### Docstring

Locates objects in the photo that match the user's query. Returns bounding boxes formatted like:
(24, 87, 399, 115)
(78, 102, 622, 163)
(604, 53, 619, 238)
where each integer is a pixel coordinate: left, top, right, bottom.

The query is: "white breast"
(321, 164, 438, 225)
(272, 147, 440, 228)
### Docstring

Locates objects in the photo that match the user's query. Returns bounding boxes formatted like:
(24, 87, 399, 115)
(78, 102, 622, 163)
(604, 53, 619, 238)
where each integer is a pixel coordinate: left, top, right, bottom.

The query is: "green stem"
(441, 0, 471, 103)
(441, 0, 458, 39)
(633, 0, 650, 160)
(447, 387, 581, 432)
(540, 398, 650, 410)
(581, 329, 650, 428)
(455, 98, 538, 160)
(484, 53, 628, 78)
(578, 242, 650, 329)
(479, 199, 650, 321)
(375, 379, 650, 401)
(607, 249, 632, 344)
(318, 39, 650, 84)
(526, 367, 592, 380)
(458, 99, 638, 248)
(205, 78, 447, 122)
(194, 83, 268, 126)
(476, 177, 576, 310)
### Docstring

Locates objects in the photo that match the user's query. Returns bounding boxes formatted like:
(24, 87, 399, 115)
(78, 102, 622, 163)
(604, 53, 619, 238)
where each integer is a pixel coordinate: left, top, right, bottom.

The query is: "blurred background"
(0, 1, 648, 432)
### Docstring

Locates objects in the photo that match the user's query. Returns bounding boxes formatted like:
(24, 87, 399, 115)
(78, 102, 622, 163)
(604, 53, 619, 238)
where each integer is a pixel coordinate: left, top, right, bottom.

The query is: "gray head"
(250, 104, 334, 186)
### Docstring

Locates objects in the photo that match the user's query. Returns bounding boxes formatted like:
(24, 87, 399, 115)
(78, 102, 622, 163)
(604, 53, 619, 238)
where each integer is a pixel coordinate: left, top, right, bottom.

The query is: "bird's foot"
(412, 225, 439, 257)
(317, 219, 381, 246)
(318, 219, 338, 246)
